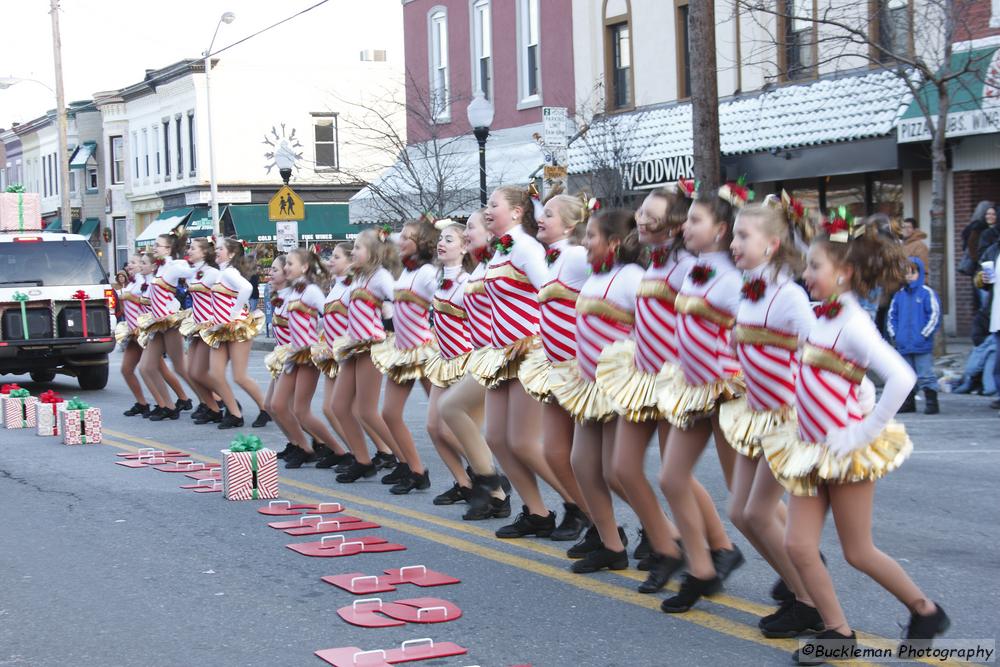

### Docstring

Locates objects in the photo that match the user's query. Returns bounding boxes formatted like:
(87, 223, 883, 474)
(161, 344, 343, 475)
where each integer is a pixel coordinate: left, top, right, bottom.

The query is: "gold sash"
(433, 298, 466, 319)
(272, 314, 289, 328)
(288, 301, 317, 317)
(636, 280, 678, 305)
(123, 292, 142, 304)
(212, 283, 238, 297)
(465, 280, 486, 295)
(576, 297, 634, 325)
(351, 288, 382, 308)
(188, 283, 211, 294)
(395, 289, 430, 310)
(801, 343, 867, 384)
(733, 325, 798, 352)
(538, 282, 580, 304)
(675, 294, 736, 329)
(486, 262, 531, 286)
(324, 301, 348, 316)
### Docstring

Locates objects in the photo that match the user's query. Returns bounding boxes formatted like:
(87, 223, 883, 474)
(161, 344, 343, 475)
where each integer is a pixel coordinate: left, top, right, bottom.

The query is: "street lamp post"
(204, 11, 236, 237)
(466, 93, 494, 207)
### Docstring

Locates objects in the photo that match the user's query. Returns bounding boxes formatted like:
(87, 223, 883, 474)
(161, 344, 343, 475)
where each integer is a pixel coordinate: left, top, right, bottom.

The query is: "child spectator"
(888, 256, 941, 414)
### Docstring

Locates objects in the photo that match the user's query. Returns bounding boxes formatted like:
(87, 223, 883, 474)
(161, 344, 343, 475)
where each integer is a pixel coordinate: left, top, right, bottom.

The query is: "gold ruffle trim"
(549, 359, 617, 423)
(199, 311, 265, 348)
(311, 339, 345, 379)
(264, 344, 292, 379)
(517, 345, 555, 402)
(759, 421, 913, 497)
(135, 310, 190, 348)
(466, 337, 538, 389)
(657, 370, 745, 430)
(424, 349, 471, 388)
(334, 338, 375, 363)
(718, 399, 796, 460)
(370, 334, 437, 383)
(594, 340, 677, 423)
(178, 315, 210, 340)
(284, 345, 316, 371)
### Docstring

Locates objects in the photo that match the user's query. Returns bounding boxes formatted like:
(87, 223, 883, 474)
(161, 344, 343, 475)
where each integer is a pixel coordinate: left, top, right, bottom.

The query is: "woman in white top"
(181, 238, 224, 424)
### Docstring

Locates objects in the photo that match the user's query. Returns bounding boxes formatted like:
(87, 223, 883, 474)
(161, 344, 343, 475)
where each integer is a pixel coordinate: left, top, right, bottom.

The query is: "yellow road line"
(102, 432, 962, 667)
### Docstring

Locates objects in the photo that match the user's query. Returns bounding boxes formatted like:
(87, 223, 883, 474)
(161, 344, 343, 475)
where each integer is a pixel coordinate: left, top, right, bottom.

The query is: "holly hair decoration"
(376, 224, 392, 242)
(822, 207, 865, 243)
(780, 190, 806, 223)
(719, 176, 755, 208)
(676, 178, 696, 199)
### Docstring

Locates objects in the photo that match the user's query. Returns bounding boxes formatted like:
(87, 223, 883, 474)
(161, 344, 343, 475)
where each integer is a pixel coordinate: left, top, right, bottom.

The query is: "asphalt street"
(0, 350, 997, 667)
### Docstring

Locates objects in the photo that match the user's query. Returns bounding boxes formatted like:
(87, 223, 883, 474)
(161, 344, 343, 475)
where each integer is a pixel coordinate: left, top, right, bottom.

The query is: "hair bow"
(676, 179, 696, 198)
(719, 176, 754, 207)
(822, 207, 864, 243)
(377, 224, 392, 242)
(526, 183, 545, 220)
(433, 217, 462, 231)
(587, 197, 601, 212)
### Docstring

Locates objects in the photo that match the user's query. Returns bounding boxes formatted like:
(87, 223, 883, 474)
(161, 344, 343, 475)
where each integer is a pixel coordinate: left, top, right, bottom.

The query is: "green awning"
(44, 217, 62, 231)
(135, 207, 193, 245)
(76, 218, 99, 238)
(897, 46, 1000, 143)
(69, 142, 97, 169)
(226, 203, 355, 243)
(185, 207, 213, 238)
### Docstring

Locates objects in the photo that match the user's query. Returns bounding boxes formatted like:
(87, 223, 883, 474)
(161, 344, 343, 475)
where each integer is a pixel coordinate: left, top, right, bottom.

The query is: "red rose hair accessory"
(690, 263, 716, 285)
(587, 197, 602, 213)
(494, 234, 514, 255)
(781, 190, 806, 223)
(741, 277, 767, 302)
(719, 176, 754, 208)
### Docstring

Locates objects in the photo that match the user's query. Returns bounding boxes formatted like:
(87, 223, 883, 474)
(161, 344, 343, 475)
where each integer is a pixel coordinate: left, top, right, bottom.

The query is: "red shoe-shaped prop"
(267, 513, 360, 530)
(154, 460, 220, 473)
(285, 519, 380, 537)
(286, 535, 405, 558)
(337, 597, 462, 628)
(117, 449, 186, 459)
(322, 565, 460, 595)
(257, 500, 345, 517)
(315, 639, 466, 667)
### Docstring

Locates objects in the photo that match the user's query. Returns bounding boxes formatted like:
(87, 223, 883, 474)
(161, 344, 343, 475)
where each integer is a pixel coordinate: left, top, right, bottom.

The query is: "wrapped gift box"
(37, 396, 68, 436)
(60, 404, 102, 445)
(1, 383, 23, 400)
(3, 395, 37, 429)
(0, 191, 42, 232)
(220, 436, 278, 501)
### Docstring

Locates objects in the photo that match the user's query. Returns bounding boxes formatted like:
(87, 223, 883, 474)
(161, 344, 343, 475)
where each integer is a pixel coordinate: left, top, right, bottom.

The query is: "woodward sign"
(622, 155, 694, 190)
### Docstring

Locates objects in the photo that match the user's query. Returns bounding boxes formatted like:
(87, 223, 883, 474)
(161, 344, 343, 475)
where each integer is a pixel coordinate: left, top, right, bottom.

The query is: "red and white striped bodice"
(323, 277, 350, 342)
(433, 266, 473, 360)
(634, 248, 695, 374)
(538, 241, 589, 363)
(675, 252, 742, 386)
(347, 268, 393, 343)
(122, 277, 147, 329)
(150, 259, 193, 319)
(484, 225, 548, 349)
(271, 287, 292, 346)
(735, 267, 815, 413)
(576, 264, 644, 381)
(393, 263, 436, 350)
(287, 282, 324, 349)
(464, 261, 492, 349)
(211, 265, 252, 324)
(189, 262, 220, 324)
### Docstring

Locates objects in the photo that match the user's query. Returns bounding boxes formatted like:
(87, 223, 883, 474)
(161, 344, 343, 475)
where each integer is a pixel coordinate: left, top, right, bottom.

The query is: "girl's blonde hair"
(288, 247, 331, 289)
(354, 228, 401, 278)
(738, 197, 807, 276)
(547, 193, 590, 244)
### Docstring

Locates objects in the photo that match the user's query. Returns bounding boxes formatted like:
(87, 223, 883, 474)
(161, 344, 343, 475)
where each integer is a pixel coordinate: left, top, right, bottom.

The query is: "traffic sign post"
(269, 185, 305, 222)
(276, 221, 299, 251)
(541, 107, 568, 197)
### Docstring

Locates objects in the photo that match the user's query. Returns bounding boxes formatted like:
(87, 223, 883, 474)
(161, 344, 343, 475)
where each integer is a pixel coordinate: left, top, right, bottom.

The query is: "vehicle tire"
(30, 370, 57, 383)
(77, 363, 109, 390)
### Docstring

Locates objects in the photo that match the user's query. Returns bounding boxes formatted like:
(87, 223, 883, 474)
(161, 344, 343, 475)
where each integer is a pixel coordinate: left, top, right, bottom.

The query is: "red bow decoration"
(676, 179, 696, 198)
(240, 239, 249, 250)
(154, 257, 165, 267)
(312, 244, 322, 254)
(72, 290, 91, 338)
(545, 248, 561, 266)
(650, 247, 670, 269)
(719, 177, 755, 208)
(439, 278, 454, 291)
(472, 245, 493, 264)
(741, 277, 767, 302)
(39, 390, 63, 404)
(587, 198, 601, 212)
(2, 383, 22, 394)
(494, 234, 514, 255)
(813, 299, 843, 319)
(690, 264, 716, 285)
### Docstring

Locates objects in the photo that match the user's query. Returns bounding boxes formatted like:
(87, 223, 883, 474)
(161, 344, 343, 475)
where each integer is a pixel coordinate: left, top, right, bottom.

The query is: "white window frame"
(142, 127, 150, 180)
(516, 0, 542, 109)
(187, 110, 197, 177)
(470, 0, 493, 100)
(992, 0, 1000, 28)
(131, 131, 139, 183)
(111, 136, 124, 185)
(153, 124, 161, 179)
(312, 112, 340, 172)
(428, 7, 451, 123)
(86, 164, 99, 192)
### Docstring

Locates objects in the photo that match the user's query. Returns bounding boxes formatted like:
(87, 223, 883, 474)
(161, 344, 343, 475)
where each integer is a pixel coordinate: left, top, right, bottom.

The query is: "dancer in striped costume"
(263, 256, 295, 460)
(720, 196, 820, 637)
(422, 220, 478, 504)
(759, 215, 949, 664)
(181, 238, 224, 425)
(332, 229, 403, 484)
(658, 186, 748, 613)
(201, 238, 268, 430)
(482, 185, 568, 539)
(439, 211, 512, 520)
(550, 207, 644, 575)
(598, 187, 694, 594)
(520, 193, 592, 544)
(370, 220, 439, 494)
(271, 248, 349, 469)
(137, 231, 196, 421)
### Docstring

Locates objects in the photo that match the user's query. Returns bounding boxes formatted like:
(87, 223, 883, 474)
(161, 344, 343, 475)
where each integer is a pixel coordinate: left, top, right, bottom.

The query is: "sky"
(0, 0, 347, 129)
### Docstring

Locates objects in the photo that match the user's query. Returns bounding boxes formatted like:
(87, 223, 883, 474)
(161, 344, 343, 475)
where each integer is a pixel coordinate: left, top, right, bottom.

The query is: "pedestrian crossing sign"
(269, 185, 305, 221)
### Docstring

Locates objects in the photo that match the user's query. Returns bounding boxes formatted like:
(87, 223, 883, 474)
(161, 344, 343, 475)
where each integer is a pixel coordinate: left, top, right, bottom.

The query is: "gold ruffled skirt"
(135, 310, 190, 349)
(718, 399, 796, 460)
(114, 321, 138, 349)
(283, 345, 317, 373)
(517, 345, 555, 402)
(466, 337, 539, 390)
(334, 337, 375, 363)
(424, 349, 471, 388)
(549, 360, 617, 423)
(759, 421, 913, 497)
(310, 339, 344, 380)
(657, 370, 744, 431)
(264, 344, 292, 379)
(370, 334, 437, 383)
(178, 314, 206, 341)
(199, 311, 265, 348)
(595, 340, 676, 423)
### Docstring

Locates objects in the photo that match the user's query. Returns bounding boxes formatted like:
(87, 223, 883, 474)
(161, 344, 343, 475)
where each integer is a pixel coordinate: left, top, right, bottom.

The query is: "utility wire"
(207, 0, 332, 59)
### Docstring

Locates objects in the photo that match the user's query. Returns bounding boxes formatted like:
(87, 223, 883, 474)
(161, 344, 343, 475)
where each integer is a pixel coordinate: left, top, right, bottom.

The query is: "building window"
(142, 128, 149, 178)
(154, 125, 161, 177)
(70, 170, 78, 195)
(360, 49, 388, 61)
(132, 131, 139, 182)
(175, 115, 183, 177)
(87, 165, 98, 192)
(429, 9, 450, 121)
(780, 0, 816, 80)
(110, 136, 124, 184)
(42, 155, 48, 197)
(472, 0, 492, 100)
(992, 0, 1000, 28)
(605, 16, 633, 111)
(53, 153, 59, 195)
(676, 1, 691, 99)
(114, 216, 128, 272)
(874, 0, 912, 62)
(162, 120, 171, 179)
(312, 113, 339, 171)
(518, 0, 541, 104)
(188, 111, 197, 176)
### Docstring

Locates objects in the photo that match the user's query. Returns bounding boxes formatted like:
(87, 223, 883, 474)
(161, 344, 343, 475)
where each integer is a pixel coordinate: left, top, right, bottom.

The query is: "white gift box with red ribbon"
(37, 401, 68, 436)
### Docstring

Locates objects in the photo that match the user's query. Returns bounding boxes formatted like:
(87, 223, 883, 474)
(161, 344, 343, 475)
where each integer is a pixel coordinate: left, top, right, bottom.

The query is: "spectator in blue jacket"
(888, 256, 941, 414)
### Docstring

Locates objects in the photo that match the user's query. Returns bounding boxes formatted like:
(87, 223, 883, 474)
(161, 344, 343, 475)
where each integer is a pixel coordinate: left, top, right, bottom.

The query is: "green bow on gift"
(5, 184, 25, 193)
(229, 434, 264, 452)
(66, 397, 90, 411)
(12, 291, 30, 340)
(8, 388, 29, 398)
